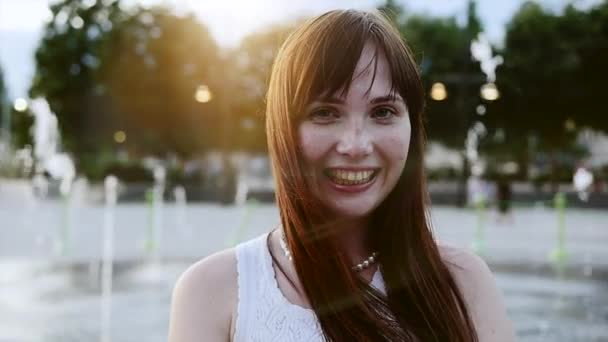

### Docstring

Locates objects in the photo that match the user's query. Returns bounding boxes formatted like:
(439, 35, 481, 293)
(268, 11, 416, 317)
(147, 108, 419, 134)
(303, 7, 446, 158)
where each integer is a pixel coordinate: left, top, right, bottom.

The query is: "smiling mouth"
(323, 169, 380, 186)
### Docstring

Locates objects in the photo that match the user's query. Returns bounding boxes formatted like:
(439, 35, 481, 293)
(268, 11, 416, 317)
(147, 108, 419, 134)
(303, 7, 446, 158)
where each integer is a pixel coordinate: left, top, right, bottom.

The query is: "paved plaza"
(1, 200, 607, 276)
(1, 200, 607, 341)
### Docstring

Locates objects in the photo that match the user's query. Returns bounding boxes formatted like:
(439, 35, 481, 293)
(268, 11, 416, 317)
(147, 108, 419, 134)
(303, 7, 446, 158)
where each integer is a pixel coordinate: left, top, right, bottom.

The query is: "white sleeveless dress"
(233, 232, 387, 342)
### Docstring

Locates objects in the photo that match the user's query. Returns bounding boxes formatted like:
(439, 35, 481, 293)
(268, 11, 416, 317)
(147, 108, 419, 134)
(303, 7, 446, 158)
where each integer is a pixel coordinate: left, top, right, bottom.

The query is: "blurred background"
(0, 0, 607, 341)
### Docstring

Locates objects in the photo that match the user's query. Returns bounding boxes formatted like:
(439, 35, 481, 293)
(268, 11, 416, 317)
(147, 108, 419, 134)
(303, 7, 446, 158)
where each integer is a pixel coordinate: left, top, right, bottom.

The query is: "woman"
(169, 9, 515, 342)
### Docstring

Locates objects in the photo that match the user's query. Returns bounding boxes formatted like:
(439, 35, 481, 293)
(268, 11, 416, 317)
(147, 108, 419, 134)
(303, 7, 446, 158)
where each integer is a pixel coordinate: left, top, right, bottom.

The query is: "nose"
(336, 119, 373, 158)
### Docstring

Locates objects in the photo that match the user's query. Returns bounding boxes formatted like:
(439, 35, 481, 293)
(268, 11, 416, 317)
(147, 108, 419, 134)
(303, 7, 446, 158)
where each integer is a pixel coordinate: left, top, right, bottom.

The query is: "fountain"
(228, 198, 259, 247)
(573, 164, 594, 277)
(546, 161, 594, 277)
(470, 33, 503, 85)
(467, 33, 503, 254)
(227, 156, 261, 246)
(100, 175, 117, 342)
(144, 164, 165, 256)
(466, 123, 488, 254)
(235, 166, 249, 206)
(29, 98, 76, 255)
(173, 185, 187, 234)
(573, 164, 594, 202)
(550, 192, 568, 277)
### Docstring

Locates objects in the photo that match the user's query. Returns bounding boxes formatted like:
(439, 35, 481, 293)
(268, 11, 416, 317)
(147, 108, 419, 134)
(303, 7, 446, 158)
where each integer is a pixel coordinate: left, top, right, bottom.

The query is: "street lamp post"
(430, 72, 484, 206)
(429, 32, 502, 207)
(194, 83, 236, 203)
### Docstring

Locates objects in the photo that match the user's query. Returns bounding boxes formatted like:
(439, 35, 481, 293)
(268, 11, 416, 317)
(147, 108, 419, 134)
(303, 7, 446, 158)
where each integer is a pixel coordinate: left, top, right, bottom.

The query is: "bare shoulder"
(437, 242, 490, 280)
(437, 242, 516, 342)
(168, 247, 238, 342)
(437, 242, 496, 308)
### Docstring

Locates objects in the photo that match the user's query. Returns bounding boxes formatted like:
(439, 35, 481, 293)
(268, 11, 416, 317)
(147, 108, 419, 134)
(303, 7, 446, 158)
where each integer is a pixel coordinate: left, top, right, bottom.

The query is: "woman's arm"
(439, 244, 516, 342)
(168, 248, 237, 342)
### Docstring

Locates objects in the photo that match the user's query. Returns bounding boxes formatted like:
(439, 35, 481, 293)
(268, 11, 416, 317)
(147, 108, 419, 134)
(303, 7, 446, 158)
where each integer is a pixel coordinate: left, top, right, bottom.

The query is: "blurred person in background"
(573, 162, 594, 202)
(169, 9, 514, 342)
(496, 176, 513, 224)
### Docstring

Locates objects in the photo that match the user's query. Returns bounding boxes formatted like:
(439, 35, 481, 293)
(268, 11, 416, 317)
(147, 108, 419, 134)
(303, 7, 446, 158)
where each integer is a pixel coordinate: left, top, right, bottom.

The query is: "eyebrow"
(370, 95, 405, 105)
(313, 95, 405, 105)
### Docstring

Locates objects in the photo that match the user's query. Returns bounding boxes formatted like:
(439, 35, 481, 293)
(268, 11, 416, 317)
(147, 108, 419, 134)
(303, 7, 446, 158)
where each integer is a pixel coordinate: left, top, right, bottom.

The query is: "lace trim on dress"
(233, 232, 387, 342)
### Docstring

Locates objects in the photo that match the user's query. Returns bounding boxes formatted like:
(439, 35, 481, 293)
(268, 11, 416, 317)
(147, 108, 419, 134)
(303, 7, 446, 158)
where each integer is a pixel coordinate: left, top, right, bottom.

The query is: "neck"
(329, 216, 373, 265)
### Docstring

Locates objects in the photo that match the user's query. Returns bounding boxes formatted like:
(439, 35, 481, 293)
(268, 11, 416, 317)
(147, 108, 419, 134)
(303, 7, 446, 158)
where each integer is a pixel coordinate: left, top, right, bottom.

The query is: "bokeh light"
(194, 85, 212, 103)
(70, 16, 84, 29)
(113, 130, 126, 143)
(564, 118, 576, 132)
(480, 82, 500, 101)
(430, 82, 447, 101)
(13, 98, 28, 112)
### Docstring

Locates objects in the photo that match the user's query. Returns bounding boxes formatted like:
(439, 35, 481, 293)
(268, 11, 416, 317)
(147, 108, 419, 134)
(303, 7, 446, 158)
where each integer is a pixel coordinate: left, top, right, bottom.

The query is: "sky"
(0, 0, 602, 99)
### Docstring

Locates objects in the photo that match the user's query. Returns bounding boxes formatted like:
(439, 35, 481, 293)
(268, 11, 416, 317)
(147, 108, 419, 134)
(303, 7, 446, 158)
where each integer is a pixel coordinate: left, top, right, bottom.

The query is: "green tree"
(491, 1, 608, 184)
(226, 22, 299, 152)
(378, 0, 405, 25)
(31, 1, 228, 178)
(402, 14, 484, 148)
(30, 0, 126, 172)
(381, 0, 485, 150)
(465, 0, 483, 39)
(99, 6, 225, 158)
(0, 65, 7, 139)
(496, 2, 576, 150)
(0, 65, 34, 150)
(569, 2, 608, 132)
(380, 0, 487, 204)
(10, 107, 34, 149)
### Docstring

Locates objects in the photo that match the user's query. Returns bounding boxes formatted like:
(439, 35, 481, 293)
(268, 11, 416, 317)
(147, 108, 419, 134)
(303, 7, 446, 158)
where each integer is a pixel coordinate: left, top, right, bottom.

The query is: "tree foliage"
(226, 22, 299, 152)
(495, 0, 608, 148)
(485, 1, 608, 182)
(378, 0, 405, 25)
(30, 0, 126, 164)
(30, 0, 227, 177)
(401, 13, 483, 149)
(1, 64, 34, 150)
(99, 6, 225, 158)
(386, 1, 486, 149)
(10, 107, 35, 149)
(0, 65, 7, 136)
(378, 0, 607, 181)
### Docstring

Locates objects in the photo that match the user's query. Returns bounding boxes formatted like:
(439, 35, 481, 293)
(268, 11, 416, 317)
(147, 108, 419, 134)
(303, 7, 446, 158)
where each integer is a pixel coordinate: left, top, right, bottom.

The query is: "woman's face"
(298, 42, 411, 219)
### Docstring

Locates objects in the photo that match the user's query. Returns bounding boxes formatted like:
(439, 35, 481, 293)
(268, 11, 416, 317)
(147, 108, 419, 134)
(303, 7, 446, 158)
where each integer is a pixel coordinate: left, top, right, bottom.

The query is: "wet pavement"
(0, 260, 607, 341)
(1, 201, 607, 341)
(2, 202, 607, 274)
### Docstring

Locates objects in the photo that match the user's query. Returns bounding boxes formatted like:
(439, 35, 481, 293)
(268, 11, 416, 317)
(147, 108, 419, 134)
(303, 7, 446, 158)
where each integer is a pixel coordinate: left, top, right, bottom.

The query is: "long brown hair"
(265, 9, 478, 341)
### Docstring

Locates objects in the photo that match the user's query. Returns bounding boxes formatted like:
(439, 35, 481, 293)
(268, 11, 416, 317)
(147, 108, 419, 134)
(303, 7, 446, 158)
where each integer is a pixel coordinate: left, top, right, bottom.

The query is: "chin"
(325, 202, 377, 219)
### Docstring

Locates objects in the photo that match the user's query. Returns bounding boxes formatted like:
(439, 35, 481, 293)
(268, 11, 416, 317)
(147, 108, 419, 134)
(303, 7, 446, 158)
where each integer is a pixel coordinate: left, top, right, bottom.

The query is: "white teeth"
(327, 169, 375, 185)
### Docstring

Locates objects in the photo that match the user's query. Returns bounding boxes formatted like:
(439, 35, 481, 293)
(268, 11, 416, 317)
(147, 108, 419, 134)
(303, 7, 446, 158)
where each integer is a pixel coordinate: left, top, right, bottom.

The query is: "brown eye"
(372, 107, 396, 121)
(309, 107, 339, 123)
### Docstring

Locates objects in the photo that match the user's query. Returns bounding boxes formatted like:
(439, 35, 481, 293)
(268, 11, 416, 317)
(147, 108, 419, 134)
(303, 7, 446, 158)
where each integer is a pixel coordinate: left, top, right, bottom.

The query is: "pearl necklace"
(278, 230, 379, 272)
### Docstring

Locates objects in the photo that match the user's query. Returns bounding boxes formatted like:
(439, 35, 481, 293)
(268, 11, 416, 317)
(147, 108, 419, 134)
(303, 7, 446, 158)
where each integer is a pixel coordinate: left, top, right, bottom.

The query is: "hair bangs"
(369, 21, 425, 119)
(292, 11, 417, 120)
(290, 11, 369, 118)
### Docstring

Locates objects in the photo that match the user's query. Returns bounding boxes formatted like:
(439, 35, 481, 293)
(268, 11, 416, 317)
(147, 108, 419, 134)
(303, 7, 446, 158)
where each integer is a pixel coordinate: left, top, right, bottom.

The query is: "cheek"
(377, 127, 411, 165)
(389, 137, 410, 160)
(298, 123, 333, 163)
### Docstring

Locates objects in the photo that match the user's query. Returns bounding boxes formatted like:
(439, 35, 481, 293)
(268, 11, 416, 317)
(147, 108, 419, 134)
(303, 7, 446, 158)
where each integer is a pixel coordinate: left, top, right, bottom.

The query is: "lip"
(325, 167, 380, 172)
(324, 169, 379, 194)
